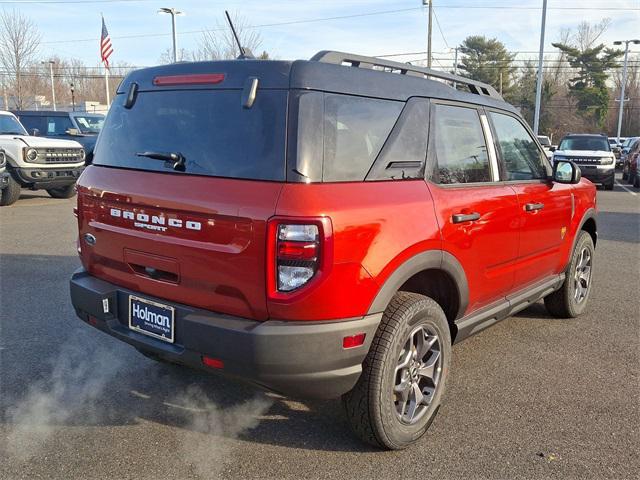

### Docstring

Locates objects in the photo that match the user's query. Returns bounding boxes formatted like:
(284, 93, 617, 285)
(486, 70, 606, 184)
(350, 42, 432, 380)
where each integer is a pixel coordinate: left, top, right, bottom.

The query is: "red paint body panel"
(426, 183, 520, 313)
(509, 181, 573, 287)
(270, 180, 441, 320)
(77, 166, 282, 320)
(76, 165, 596, 324)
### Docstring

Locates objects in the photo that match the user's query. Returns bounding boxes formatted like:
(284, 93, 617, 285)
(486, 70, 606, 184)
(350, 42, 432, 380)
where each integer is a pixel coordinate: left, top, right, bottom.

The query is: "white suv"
(0, 111, 85, 206)
(552, 134, 616, 190)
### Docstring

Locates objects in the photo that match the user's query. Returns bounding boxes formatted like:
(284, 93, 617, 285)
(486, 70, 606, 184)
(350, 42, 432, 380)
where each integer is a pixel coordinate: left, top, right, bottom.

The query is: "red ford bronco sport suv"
(70, 52, 597, 449)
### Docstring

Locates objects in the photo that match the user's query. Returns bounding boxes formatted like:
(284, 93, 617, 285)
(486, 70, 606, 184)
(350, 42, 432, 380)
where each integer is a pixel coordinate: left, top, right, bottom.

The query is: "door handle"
(452, 212, 481, 224)
(525, 202, 544, 212)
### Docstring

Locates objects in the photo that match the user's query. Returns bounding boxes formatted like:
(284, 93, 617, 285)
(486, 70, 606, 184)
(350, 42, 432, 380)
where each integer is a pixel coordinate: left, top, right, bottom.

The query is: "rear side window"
(489, 112, 548, 180)
(432, 104, 491, 184)
(323, 94, 403, 182)
(94, 89, 287, 181)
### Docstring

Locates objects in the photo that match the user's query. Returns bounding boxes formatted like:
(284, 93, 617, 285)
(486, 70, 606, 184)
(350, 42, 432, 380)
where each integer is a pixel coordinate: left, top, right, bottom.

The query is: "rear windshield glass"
(558, 136, 609, 152)
(94, 89, 287, 181)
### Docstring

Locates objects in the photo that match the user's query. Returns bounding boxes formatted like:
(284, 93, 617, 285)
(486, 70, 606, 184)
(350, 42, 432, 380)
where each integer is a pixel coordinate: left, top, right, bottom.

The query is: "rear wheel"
(544, 231, 594, 318)
(634, 173, 640, 189)
(46, 184, 76, 199)
(342, 292, 451, 450)
(0, 174, 21, 206)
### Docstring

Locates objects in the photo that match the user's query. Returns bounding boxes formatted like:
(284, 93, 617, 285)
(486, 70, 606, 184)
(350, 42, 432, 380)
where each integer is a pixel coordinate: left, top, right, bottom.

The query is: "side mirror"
(549, 146, 556, 152)
(31, 128, 40, 136)
(66, 128, 80, 136)
(553, 160, 581, 184)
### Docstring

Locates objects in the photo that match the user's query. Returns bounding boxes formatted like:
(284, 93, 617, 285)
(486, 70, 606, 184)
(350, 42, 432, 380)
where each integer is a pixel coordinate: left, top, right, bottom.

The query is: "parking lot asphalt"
(0, 177, 638, 480)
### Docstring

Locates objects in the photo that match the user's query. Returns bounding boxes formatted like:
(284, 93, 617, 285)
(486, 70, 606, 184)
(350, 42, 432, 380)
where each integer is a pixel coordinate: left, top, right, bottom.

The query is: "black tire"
(622, 169, 629, 181)
(544, 231, 594, 318)
(0, 174, 22, 206)
(46, 184, 76, 199)
(634, 173, 640, 189)
(342, 292, 451, 450)
(604, 180, 614, 191)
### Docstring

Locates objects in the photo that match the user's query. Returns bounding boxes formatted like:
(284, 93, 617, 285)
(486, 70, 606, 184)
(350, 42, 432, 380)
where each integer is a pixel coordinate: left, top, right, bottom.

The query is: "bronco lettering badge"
(109, 208, 202, 232)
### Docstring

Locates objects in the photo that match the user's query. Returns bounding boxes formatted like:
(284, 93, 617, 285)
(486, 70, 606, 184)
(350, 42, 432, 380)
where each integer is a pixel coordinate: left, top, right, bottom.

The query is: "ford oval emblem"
(84, 233, 97, 246)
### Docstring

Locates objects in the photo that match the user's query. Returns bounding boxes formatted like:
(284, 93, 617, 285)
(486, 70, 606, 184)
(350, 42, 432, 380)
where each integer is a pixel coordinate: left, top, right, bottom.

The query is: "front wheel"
(604, 180, 614, 191)
(46, 184, 76, 199)
(0, 174, 21, 206)
(342, 292, 451, 450)
(544, 231, 594, 318)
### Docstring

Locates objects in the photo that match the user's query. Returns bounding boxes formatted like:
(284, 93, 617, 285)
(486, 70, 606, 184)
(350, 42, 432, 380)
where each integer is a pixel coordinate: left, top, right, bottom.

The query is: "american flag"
(100, 16, 113, 69)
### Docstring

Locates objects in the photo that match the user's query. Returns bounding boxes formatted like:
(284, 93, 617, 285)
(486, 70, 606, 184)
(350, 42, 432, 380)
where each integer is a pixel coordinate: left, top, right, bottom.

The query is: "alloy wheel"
(574, 247, 592, 303)
(393, 325, 442, 425)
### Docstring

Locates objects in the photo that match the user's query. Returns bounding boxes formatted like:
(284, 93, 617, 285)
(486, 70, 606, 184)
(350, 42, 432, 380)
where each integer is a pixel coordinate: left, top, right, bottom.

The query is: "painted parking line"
(616, 181, 637, 196)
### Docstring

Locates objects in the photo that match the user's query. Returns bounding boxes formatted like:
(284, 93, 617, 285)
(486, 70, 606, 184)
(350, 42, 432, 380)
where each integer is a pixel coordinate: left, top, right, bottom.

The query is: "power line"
(431, 7, 451, 50)
(40, 6, 425, 44)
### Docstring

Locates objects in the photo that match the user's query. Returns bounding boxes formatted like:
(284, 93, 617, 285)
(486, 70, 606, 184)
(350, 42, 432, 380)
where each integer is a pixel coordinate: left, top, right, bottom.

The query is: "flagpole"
(104, 67, 110, 106)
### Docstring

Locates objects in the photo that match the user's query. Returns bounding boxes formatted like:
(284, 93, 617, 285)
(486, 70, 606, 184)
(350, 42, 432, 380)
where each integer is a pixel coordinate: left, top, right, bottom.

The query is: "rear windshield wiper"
(136, 151, 186, 172)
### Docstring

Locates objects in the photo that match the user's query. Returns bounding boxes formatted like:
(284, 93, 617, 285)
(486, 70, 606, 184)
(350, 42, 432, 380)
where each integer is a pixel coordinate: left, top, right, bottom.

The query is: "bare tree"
(0, 9, 41, 109)
(195, 12, 263, 61)
(573, 19, 611, 52)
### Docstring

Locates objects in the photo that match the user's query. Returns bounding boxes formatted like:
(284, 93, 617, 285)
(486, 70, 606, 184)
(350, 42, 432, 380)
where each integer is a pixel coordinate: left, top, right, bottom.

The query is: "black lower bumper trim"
(69, 268, 381, 399)
(14, 166, 84, 187)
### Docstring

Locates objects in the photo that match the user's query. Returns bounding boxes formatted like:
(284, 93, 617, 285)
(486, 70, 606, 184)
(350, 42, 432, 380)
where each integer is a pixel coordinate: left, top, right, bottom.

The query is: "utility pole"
(422, 1, 433, 68)
(613, 39, 640, 142)
(159, 7, 184, 63)
(533, 0, 547, 135)
(42, 60, 56, 111)
(453, 46, 458, 89)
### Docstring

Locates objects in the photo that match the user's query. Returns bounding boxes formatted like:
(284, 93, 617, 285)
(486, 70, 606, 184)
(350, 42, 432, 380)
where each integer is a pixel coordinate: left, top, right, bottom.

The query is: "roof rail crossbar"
(310, 50, 502, 100)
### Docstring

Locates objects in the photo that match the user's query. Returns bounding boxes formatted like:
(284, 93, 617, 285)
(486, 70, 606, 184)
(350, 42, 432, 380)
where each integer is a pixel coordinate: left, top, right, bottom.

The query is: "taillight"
(267, 218, 333, 298)
(276, 224, 319, 292)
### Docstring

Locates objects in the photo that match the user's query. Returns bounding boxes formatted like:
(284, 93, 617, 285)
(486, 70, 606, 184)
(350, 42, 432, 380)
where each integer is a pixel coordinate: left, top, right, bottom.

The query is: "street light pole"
(42, 60, 56, 111)
(159, 7, 184, 63)
(70, 83, 76, 112)
(533, 0, 548, 135)
(613, 39, 640, 142)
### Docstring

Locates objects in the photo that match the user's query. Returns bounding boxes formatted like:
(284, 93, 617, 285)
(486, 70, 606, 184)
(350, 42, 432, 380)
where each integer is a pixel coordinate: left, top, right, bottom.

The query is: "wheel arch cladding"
(367, 250, 469, 337)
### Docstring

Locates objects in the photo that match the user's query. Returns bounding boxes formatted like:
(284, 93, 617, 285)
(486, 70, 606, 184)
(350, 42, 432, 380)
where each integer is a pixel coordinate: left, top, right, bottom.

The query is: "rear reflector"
(343, 333, 366, 349)
(153, 73, 225, 86)
(202, 356, 224, 369)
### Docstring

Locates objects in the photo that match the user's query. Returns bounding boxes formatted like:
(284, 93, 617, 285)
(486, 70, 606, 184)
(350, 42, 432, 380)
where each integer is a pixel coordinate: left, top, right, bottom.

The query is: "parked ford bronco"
(13, 110, 104, 165)
(553, 133, 616, 190)
(0, 110, 86, 206)
(70, 52, 597, 449)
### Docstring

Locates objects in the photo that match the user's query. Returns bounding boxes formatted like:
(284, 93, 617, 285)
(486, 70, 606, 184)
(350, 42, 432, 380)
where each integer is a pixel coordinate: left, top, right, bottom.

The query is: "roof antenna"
(225, 10, 254, 60)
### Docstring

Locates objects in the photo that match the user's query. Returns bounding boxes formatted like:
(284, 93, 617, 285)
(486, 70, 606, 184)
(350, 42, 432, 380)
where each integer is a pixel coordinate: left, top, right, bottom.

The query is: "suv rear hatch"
(76, 62, 291, 320)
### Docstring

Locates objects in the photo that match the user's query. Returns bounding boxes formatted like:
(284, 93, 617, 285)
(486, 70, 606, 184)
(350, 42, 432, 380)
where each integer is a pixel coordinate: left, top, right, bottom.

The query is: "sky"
(1, 0, 638, 69)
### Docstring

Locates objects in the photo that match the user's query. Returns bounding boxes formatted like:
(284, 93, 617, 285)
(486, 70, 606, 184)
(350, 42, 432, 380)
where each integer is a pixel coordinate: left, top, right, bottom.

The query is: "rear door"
(487, 110, 573, 287)
(427, 103, 520, 314)
(79, 85, 288, 320)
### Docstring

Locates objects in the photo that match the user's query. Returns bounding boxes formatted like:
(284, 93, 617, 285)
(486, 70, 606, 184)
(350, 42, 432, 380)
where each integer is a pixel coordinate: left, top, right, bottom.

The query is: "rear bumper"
(577, 165, 615, 185)
(69, 269, 381, 399)
(14, 165, 84, 187)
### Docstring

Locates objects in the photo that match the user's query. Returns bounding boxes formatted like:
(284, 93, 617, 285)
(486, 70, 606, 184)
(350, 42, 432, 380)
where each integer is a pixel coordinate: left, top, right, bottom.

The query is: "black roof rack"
(310, 50, 502, 100)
